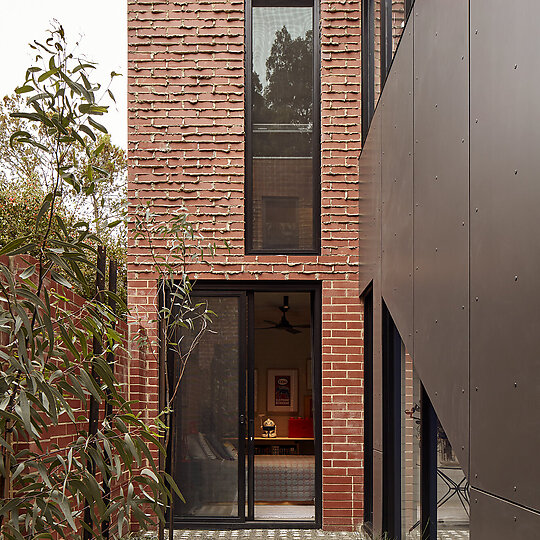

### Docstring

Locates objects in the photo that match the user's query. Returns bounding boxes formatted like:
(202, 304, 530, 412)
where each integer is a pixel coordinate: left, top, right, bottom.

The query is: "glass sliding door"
(168, 285, 321, 526)
(252, 292, 315, 522)
(172, 294, 246, 520)
(436, 426, 469, 537)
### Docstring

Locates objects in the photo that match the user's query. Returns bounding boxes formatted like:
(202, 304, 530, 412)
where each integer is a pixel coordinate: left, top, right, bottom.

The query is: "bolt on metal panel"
(470, 0, 540, 513)
(470, 488, 540, 539)
(380, 23, 414, 355)
(412, 0, 470, 474)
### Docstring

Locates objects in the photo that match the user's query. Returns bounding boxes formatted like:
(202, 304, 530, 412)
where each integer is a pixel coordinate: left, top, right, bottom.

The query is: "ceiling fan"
(257, 295, 310, 334)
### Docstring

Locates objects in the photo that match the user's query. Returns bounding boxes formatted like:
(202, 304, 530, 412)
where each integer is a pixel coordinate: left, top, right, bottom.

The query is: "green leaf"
(20, 265, 36, 279)
(18, 390, 33, 436)
(59, 71, 90, 100)
(0, 436, 14, 454)
(69, 127, 86, 147)
(25, 138, 50, 152)
(51, 491, 76, 530)
(11, 463, 24, 481)
(79, 368, 102, 403)
(79, 124, 96, 141)
(10, 111, 42, 122)
(79, 104, 108, 115)
(15, 287, 46, 311)
(140, 468, 158, 482)
(50, 270, 72, 289)
(72, 62, 96, 73)
(37, 68, 59, 82)
(35, 196, 52, 230)
(83, 181, 95, 196)
(93, 140, 106, 157)
(0, 237, 28, 256)
(9, 130, 33, 147)
(124, 433, 140, 466)
(15, 85, 34, 94)
(163, 472, 185, 502)
(27, 92, 53, 104)
(88, 116, 108, 134)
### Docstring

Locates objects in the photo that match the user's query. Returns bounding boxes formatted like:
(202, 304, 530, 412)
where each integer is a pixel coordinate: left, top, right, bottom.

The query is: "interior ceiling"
(254, 292, 311, 328)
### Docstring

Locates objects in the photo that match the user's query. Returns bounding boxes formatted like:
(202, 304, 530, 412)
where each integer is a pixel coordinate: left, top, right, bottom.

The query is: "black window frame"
(245, 0, 321, 255)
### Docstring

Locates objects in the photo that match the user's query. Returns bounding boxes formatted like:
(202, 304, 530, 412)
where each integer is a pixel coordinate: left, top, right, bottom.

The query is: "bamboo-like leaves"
(0, 23, 177, 540)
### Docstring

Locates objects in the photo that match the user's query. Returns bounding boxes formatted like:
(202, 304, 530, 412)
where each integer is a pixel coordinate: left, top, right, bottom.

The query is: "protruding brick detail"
(128, 0, 362, 531)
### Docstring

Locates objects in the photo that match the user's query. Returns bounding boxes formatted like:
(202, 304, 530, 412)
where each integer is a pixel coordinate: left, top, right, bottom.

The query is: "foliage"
(132, 203, 216, 490)
(0, 95, 43, 185)
(0, 177, 46, 248)
(0, 24, 188, 539)
(0, 93, 128, 306)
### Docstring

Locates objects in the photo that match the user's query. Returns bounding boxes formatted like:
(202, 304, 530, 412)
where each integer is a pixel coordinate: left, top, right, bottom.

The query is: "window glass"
(436, 426, 470, 538)
(374, 0, 382, 103)
(401, 360, 421, 538)
(174, 297, 241, 518)
(392, 0, 406, 59)
(249, 5, 316, 252)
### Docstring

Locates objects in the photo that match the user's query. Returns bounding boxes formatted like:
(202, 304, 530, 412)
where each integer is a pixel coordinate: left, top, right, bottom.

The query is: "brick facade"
(127, 0, 363, 531)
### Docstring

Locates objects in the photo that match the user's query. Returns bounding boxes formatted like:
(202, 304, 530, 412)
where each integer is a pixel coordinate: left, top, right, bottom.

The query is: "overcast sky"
(0, 1, 127, 148)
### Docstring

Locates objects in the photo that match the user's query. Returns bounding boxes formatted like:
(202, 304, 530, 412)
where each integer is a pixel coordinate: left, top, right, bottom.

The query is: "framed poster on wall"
(267, 369, 298, 413)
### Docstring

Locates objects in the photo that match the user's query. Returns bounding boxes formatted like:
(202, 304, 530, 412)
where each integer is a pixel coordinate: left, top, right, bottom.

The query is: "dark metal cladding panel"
(380, 24, 414, 354)
(470, 489, 540, 539)
(412, 0, 470, 474)
(470, 0, 540, 512)
(359, 108, 382, 295)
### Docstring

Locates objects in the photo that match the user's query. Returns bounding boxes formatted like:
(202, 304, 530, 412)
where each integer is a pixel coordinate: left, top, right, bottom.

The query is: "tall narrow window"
(246, 0, 320, 253)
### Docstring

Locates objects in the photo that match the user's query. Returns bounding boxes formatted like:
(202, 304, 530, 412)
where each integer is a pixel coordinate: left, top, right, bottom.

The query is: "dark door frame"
(166, 280, 322, 530)
(381, 302, 402, 539)
(361, 286, 374, 533)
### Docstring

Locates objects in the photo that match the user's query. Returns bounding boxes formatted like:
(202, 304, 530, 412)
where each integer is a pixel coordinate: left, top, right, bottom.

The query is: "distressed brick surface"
(128, 0, 408, 531)
(128, 0, 362, 531)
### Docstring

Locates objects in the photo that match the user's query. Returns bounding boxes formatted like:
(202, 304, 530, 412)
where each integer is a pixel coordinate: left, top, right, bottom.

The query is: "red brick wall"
(127, 0, 363, 530)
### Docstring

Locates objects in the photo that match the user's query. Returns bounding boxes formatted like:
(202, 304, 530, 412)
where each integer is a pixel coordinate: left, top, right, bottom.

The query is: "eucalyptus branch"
(0, 24, 175, 540)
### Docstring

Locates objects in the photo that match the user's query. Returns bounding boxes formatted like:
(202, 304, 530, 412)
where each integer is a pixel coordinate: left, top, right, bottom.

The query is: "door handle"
(239, 414, 246, 425)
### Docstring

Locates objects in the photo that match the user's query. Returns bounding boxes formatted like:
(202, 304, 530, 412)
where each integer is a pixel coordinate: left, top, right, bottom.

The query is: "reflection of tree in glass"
(254, 26, 313, 124)
(252, 70, 270, 123)
(265, 27, 313, 123)
(252, 26, 313, 157)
